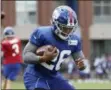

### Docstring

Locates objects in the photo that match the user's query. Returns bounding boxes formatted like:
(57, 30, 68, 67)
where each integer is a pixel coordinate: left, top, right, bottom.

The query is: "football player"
(23, 5, 86, 90)
(1, 27, 23, 89)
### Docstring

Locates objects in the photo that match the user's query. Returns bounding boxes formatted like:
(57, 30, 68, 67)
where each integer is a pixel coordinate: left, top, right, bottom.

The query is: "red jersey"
(1, 37, 23, 64)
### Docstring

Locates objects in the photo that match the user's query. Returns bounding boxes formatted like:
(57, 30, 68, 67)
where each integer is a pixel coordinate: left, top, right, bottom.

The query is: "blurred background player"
(105, 53, 111, 79)
(23, 5, 86, 90)
(1, 27, 23, 89)
(94, 55, 105, 79)
(94, 54, 111, 79)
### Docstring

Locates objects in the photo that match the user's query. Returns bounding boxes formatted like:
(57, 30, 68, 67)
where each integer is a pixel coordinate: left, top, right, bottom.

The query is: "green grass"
(11, 80, 111, 89)
(73, 81, 111, 89)
(12, 81, 25, 89)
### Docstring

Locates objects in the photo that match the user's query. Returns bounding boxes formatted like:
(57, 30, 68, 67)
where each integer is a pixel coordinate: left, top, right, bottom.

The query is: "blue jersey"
(27, 26, 82, 76)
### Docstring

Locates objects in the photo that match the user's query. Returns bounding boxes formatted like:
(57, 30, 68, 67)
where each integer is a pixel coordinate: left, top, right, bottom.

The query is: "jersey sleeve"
(72, 37, 82, 53)
(29, 29, 45, 47)
(75, 37, 82, 52)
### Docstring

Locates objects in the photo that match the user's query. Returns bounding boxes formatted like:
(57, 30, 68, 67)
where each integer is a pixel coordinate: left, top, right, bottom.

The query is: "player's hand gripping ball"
(36, 45, 58, 62)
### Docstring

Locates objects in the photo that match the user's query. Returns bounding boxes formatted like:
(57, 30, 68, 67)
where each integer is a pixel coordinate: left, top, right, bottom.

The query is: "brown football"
(36, 45, 56, 56)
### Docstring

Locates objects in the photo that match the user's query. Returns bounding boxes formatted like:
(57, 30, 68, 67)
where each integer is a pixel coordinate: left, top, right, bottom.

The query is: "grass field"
(11, 80, 111, 89)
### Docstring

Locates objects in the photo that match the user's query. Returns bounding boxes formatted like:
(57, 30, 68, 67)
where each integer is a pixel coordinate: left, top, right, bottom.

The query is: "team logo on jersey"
(68, 40, 78, 45)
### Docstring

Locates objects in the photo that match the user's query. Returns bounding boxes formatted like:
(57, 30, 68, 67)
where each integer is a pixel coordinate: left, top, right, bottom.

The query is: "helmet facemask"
(53, 19, 78, 40)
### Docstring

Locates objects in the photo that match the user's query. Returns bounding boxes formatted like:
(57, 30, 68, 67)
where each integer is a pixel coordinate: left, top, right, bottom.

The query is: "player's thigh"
(3, 64, 12, 79)
(8, 63, 21, 81)
(49, 74, 75, 90)
(24, 72, 50, 90)
(8, 67, 21, 81)
(24, 72, 37, 90)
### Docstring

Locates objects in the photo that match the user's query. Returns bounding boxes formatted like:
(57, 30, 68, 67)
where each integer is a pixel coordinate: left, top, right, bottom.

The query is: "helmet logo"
(52, 10, 60, 20)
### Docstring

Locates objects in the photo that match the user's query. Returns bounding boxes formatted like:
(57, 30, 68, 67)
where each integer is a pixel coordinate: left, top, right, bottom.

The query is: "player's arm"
(1, 51, 4, 64)
(23, 42, 41, 64)
(23, 29, 43, 64)
(23, 42, 57, 64)
(1, 51, 4, 58)
(71, 50, 86, 70)
(23, 28, 57, 64)
(1, 45, 4, 58)
(1, 42, 5, 63)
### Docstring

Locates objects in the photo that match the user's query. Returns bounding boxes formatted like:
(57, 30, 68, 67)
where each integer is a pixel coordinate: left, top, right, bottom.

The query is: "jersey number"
(12, 44, 19, 57)
(41, 50, 71, 70)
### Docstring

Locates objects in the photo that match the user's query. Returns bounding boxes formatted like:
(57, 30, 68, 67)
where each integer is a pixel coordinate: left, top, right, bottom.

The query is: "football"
(36, 45, 57, 56)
